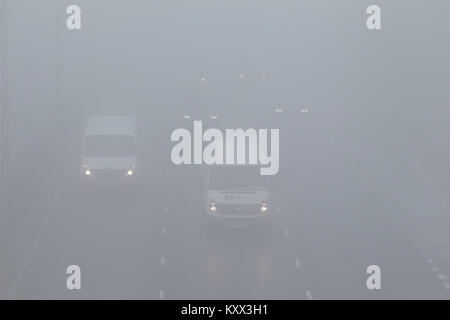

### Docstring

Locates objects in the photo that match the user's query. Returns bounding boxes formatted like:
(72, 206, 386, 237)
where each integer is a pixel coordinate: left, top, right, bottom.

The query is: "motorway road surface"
(1, 103, 450, 300)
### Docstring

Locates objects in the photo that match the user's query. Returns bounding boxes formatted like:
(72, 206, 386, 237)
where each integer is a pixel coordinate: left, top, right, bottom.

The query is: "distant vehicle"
(81, 116, 137, 187)
(204, 165, 271, 230)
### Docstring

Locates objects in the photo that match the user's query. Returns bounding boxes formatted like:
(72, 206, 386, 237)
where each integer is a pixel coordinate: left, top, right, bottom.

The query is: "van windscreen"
(84, 135, 135, 157)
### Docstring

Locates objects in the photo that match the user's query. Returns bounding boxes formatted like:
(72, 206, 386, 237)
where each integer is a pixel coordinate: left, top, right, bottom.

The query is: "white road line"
(295, 258, 301, 269)
(404, 230, 413, 237)
(283, 229, 290, 238)
(444, 283, 450, 289)
(164, 187, 169, 192)
(403, 148, 450, 211)
(163, 206, 169, 214)
(160, 258, 166, 267)
(418, 251, 427, 257)
(276, 208, 282, 215)
(432, 266, 440, 272)
(437, 274, 448, 281)
(162, 228, 167, 236)
(159, 289, 165, 300)
(306, 291, 313, 300)
(426, 259, 434, 265)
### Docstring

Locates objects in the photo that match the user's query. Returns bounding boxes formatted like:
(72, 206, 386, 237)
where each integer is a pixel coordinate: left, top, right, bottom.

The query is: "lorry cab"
(204, 165, 270, 229)
(81, 116, 137, 187)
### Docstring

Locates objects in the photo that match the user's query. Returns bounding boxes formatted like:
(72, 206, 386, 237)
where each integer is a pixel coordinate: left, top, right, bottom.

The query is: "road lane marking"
(160, 258, 166, 267)
(163, 206, 169, 214)
(418, 251, 426, 257)
(295, 258, 301, 269)
(426, 259, 434, 265)
(403, 148, 450, 211)
(159, 289, 165, 300)
(404, 230, 413, 237)
(444, 283, 450, 289)
(283, 229, 290, 238)
(306, 291, 313, 300)
(437, 274, 448, 281)
(163, 228, 167, 236)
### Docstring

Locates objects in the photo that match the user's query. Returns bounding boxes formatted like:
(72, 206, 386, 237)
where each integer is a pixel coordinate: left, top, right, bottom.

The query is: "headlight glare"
(261, 203, 268, 213)
(209, 200, 217, 212)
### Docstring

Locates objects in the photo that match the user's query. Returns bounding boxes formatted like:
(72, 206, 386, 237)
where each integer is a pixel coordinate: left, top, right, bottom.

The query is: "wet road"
(1, 103, 449, 300)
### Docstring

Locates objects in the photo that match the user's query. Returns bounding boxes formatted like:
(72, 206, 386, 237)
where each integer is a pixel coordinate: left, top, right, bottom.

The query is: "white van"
(204, 165, 270, 229)
(81, 116, 137, 187)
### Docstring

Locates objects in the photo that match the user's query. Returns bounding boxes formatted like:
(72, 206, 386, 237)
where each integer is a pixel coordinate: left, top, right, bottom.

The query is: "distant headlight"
(127, 170, 133, 176)
(85, 169, 92, 176)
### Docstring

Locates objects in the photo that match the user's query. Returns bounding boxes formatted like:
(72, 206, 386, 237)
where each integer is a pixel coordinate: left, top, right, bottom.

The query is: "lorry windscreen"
(209, 166, 266, 190)
(84, 135, 135, 157)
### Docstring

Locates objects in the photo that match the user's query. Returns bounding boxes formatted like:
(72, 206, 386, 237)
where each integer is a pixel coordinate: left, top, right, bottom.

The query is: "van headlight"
(209, 200, 217, 212)
(260, 203, 268, 213)
(127, 164, 137, 176)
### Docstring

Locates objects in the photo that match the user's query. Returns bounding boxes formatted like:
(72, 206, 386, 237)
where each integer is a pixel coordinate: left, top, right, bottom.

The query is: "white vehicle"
(81, 116, 137, 187)
(204, 165, 271, 230)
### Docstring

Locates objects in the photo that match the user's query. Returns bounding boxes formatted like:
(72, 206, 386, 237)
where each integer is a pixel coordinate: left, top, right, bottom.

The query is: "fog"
(1, 0, 450, 299)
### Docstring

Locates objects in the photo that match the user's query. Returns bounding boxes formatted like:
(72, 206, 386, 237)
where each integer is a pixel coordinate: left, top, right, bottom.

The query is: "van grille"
(216, 204, 259, 216)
